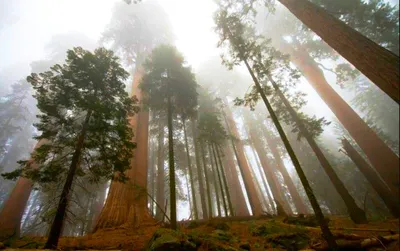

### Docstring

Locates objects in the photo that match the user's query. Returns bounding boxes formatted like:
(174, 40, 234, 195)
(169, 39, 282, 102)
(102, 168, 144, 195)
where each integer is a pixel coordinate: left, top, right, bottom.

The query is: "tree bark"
(209, 144, 222, 217)
(200, 142, 213, 218)
(285, 43, 399, 198)
(167, 81, 177, 230)
(221, 144, 250, 216)
(222, 105, 263, 216)
(216, 146, 234, 217)
(212, 144, 229, 216)
(155, 121, 165, 220)
(191, 121, 208, 219)
(95, 66, 152, 231)
(341, 138, 399, 218)
(278, 0, 400, 103)
(45, 110, 92, 248)
(268, 74, 367, 224)
(182, 119, 198, 220)
(0, 139, 47, 240)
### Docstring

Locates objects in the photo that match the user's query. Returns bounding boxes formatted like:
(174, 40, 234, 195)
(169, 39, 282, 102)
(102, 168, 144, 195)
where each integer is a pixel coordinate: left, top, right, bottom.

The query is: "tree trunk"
(191, 121, 208, 219)
(94, 66, 152, 231)
(341, 138, 399, 218)
(222, 105, 263, 216)
(268, 74, 367, 224)
(216, 146, 234, 217)
(221, 144, 250, 216)
(212, 144, 229, 216)
(45, 110, 92, 248)
(240, 56, 337, 248)
(200, 142, 213, 218)
(182, 119, 198, 220)
(0, 139, 47, 240)
(284, 38, 399, 198)
(167, 84, 177, 230)
(278, 0, 399, 103)
(209, 144, 222, 217)
(263, 129, 308, 214)
(248, 128, 288, 216)
(155, 122, 165, 220)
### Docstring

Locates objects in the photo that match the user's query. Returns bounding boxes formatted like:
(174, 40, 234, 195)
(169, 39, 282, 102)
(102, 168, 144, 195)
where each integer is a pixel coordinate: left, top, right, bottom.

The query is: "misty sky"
(0, 0, 398, 149)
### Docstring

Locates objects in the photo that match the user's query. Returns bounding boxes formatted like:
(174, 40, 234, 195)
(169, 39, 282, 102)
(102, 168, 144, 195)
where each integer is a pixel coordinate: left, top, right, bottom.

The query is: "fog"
(0, 0, 399, 244)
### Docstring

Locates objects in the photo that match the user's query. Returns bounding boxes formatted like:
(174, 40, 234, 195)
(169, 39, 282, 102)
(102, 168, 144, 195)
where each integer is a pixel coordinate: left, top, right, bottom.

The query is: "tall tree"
(95, 0, 172, 229)
(140, 45, 198, 230)
(270, 0, 400, 103)
(3, 47, 136, 248)
(215, 8, 337, 248)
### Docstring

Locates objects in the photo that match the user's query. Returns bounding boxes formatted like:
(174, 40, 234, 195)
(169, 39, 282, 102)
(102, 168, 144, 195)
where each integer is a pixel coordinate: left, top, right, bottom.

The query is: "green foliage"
(140, 44, 198, 116)
(2, 47, 137, 184)
(197, 112, 227, 146)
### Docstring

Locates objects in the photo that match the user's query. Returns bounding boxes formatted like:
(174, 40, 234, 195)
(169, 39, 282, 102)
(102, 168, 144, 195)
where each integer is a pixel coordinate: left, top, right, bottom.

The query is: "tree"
(215, 8, 337, 248)
(3, 47, 137, 248)
(271, 0, 399, 103)
(140, 45, 198, 230)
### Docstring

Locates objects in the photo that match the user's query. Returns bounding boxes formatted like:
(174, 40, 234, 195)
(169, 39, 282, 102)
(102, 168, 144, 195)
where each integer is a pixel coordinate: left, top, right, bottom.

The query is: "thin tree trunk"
(341, 138, 399, 218)
(200, 141, 213, 218)
(185, 169, 192, 218)
(191, 121, 208, 219)
(216, 146, 234, 217)
(284, 40, 399, 197)
(95, 66, 152, 230)
(263, 129, 308, 214)
(267, 74, 367, 224)
(278, 0, 399, 103)
(155, 122, 165, 220)
(209, 144, 222, 217)
(221, 144, 249, 216)
(222, 105, 263, 216)
(182, 119, 198, 220)
(45, 110, 92, 249)
(249, 146, 273, 213)
(0, 139, 47, 240)
(212, 144, 228, 216)
(167, 85, 177, 230)
(241, 55, 337, 248)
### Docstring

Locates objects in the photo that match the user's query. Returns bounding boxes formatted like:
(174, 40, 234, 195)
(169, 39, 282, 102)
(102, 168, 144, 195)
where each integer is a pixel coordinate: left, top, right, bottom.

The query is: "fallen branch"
(278, 222, 399, 233)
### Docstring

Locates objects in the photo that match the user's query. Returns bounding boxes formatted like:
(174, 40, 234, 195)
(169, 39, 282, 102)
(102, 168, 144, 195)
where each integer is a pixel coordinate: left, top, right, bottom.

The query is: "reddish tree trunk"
(0, 139, 47, 240)
(278, 0, 399, 103)
(285, 43, 399, 198)
(223, 106, 263, 216)
(341, 138, 399, 217)
(94, 67, 153, 231)
(221, 144, 250, 216)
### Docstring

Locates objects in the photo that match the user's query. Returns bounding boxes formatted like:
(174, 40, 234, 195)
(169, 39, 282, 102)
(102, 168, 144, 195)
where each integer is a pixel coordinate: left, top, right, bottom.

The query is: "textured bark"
(0, 139, 47, 240)
(94, 67, 152, 231)
(278, 0, 399, 103)
(155, 122, 165, 220)
(223, 106, 263, 216)
(221, 144, 250, 216)
(191, 121, 208, 219)
(285, 41, 399, 198)
(182, 119, 198, 220)
(341, 138, 399, 217)
(269, 75, 367, 224)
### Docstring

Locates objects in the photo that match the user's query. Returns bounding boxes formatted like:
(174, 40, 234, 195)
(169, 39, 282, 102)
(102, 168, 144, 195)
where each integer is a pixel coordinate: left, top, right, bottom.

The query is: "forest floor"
(5, 215, 399, 251)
